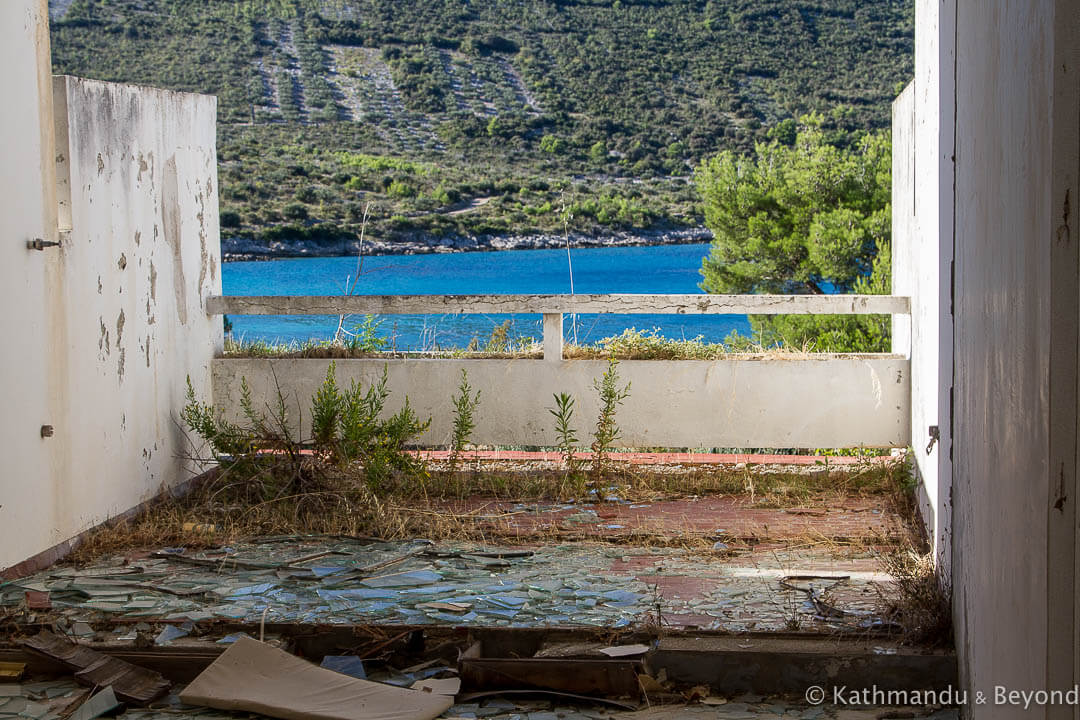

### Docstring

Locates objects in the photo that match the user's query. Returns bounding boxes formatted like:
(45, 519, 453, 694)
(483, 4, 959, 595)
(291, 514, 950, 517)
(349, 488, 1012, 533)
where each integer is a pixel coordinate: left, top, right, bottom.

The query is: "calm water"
(222, 242, 751, 349)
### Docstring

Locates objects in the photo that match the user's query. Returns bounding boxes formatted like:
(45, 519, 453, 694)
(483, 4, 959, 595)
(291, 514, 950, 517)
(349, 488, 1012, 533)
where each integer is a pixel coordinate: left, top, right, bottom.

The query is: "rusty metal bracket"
(926, 425, 940, 455)
(27, 238, 61, 251)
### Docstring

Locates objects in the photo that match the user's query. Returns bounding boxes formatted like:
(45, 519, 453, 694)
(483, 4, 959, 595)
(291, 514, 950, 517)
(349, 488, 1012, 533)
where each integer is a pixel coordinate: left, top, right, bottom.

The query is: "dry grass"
(877, 547, 953, 646)
(221, 329, 876, 362)
(68, 456, 914, 565)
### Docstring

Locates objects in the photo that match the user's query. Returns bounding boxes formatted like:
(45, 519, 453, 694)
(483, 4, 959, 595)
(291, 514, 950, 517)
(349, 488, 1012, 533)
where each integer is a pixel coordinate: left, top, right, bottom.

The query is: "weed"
(549, 392, 579, 472)
(465, 319, 534, 354)
(182, 364, 429, 497)
(549, 392, 586, 497)
(449, 368, 481, 472)
(591, 358, 631, 486)
(784, 595, 802, 631)
(224, 327, 829, 361)
(311, 363, 342, 451)
(345, 315, 389, 353)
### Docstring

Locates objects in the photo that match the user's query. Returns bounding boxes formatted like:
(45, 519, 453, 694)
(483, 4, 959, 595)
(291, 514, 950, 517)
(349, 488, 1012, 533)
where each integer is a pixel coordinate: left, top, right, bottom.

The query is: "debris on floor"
(21, 631, 170, 704)
(0, 539, 892, 633)
(0, 664, 24, 683)
(66, 687, 118, 720)
(0, 679, 87, 720)
(179, 636, 453, 720)
(459, 639, 641, 697)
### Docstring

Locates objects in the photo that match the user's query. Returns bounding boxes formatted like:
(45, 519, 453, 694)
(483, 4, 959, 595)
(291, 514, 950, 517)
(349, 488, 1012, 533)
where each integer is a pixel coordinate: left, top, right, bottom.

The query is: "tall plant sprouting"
(448, 368, 481, 471)
(549, 392, 579, 473)
(591, 358, 630, 485)
(549, 391, 586, 498)
(311, 363, 342, 451)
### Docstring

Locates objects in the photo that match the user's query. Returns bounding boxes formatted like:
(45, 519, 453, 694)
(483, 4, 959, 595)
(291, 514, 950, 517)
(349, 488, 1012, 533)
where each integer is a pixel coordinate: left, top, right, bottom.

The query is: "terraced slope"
(49, 0, 913, 252)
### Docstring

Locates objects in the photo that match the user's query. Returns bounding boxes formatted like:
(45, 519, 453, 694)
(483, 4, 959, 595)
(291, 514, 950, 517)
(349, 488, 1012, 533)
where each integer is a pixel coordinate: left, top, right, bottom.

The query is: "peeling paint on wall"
(98, 318, 109, 356)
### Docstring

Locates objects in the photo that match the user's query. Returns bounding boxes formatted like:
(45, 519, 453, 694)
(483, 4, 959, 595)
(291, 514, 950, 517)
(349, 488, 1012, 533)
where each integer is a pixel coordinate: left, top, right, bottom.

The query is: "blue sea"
(222, 242, 752, 349)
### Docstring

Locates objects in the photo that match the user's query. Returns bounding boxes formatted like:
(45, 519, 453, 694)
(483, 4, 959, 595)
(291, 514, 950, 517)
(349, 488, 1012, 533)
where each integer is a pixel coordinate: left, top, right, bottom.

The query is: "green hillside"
(50, 0, 913, 249)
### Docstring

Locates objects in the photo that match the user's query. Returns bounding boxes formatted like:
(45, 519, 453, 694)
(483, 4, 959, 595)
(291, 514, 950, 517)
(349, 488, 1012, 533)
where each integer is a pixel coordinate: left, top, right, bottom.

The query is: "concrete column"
(543, 313, 563, 361)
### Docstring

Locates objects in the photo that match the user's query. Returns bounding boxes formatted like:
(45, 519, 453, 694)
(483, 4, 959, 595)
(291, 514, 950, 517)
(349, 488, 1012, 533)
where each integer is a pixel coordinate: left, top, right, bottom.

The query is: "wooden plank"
(459, 656, 642, 697)
(206, 294, 910, 317)
(21, 631, 171, 705)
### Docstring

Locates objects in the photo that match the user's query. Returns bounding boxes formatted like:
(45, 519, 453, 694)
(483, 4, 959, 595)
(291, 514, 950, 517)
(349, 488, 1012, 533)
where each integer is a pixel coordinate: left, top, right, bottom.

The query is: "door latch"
(27, 238, 60, 251)
(926, 425, 940, 455)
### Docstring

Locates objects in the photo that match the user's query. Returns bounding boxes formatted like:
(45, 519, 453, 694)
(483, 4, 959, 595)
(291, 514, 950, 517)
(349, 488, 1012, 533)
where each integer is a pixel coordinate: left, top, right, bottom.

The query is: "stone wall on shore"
(221, 227, 713, 261)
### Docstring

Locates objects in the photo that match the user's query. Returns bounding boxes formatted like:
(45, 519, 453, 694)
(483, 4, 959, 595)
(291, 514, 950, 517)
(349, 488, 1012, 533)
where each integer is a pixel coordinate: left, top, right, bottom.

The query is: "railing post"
(543, 313, 563, 362)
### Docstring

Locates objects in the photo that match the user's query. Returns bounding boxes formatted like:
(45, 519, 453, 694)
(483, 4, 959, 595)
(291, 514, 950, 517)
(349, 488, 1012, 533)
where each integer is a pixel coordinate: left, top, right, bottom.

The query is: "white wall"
(944, 0, 1080, 715)
(212, 356, 910, 449)
(0, 2, 222, 572)
(47, 75, 222, 551)
(0, 0, 60, 571)
(891, 0, 956, 575)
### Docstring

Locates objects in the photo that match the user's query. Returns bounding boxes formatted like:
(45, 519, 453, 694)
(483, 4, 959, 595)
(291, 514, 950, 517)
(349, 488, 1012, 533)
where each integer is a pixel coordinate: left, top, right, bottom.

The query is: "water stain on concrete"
(161, 156, 188, 326)
(137, 152, 149, 183)
(196, 187, 208, 298)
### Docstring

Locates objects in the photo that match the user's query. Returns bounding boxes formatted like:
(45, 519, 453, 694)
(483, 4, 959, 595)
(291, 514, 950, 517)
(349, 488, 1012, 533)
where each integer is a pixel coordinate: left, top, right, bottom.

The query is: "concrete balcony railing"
(207, 293, 911, 450)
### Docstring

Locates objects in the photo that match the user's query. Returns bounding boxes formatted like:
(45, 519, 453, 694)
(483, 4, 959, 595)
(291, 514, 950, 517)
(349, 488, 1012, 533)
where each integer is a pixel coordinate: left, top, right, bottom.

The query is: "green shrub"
(219, 210, 242, 228)
(282, 202, 309, 220)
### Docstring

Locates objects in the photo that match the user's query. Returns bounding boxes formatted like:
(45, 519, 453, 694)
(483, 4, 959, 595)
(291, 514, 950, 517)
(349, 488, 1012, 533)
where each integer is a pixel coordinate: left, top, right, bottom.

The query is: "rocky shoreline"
(221, 227, 713, 261)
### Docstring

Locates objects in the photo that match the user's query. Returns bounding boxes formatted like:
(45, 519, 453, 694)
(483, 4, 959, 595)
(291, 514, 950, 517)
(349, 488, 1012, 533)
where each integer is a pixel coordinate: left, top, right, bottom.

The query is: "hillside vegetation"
(50, 0, 912, 250)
